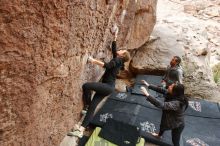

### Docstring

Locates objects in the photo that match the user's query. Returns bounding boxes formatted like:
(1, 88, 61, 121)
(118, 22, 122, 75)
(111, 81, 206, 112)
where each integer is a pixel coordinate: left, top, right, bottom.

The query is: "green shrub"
(213, 63, 220, 85)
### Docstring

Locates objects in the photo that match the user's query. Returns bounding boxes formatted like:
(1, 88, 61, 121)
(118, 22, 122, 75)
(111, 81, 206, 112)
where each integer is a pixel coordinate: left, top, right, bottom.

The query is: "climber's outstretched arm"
(111, 24, 118, 58)
(88, 57, 104, 67)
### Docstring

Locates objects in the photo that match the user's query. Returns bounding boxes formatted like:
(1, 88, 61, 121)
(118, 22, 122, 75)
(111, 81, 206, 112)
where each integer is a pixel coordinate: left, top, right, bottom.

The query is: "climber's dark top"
(102, 41, 123, 87)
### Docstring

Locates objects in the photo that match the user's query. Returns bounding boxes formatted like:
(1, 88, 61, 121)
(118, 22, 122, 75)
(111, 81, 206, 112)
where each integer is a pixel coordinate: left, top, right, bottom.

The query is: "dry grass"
(213, 63, 220, 85)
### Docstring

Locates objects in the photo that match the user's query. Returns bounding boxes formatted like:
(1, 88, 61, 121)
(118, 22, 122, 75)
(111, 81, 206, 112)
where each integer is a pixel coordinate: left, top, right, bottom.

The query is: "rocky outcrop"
(130, 27, 185, 75)
(131, 0, 220, 102)
(183, 53, 220, 101)
(118, 0, 157, 50)
(181, 0, 220, 67)
(0, 0, 157, 146)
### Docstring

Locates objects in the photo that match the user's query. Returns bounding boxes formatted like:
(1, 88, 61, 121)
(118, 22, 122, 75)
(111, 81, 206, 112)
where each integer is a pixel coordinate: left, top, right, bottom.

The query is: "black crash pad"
(91, 92, 220, 146)
(131, 75, 163, 98)
(89, 75, 220, 146)
(134, 75, 163, 85)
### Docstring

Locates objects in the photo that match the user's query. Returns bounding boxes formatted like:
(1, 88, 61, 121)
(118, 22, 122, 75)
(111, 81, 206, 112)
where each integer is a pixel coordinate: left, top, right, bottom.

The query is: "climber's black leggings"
(81, 82, 114, 128)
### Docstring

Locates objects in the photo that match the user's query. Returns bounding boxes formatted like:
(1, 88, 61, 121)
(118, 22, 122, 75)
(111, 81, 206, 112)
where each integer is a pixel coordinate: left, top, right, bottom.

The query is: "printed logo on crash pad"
(116, 93, 127, 100)
(186, 138, 209, 146)
(100, 113, 113, 123)
(124, 140, 130, 144)
(140, 121, 156, 133)
(189, 101, 201, 112)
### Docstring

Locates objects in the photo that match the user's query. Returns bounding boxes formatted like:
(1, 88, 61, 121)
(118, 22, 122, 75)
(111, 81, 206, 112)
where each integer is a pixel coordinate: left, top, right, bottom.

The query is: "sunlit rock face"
(0, 0, 157, 146)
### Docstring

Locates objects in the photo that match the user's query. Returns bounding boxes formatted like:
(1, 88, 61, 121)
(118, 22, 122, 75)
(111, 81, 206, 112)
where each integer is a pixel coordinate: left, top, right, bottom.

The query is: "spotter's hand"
(140, 86, 149, 96)
(141, 80, 149, 87)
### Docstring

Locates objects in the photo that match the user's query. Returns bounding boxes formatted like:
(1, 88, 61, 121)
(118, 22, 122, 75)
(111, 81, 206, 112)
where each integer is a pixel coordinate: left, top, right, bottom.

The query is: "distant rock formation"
(131, 0, 220, 102)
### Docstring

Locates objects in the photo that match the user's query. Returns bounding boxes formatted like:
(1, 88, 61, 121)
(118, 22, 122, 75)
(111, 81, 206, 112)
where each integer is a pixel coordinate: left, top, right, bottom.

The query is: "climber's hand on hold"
(88, 56, 95, 64)
(111, 24, 119, 41)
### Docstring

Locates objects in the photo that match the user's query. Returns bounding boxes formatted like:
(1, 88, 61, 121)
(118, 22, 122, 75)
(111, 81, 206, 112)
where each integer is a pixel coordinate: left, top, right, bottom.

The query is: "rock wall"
(0, 0, 157, 146)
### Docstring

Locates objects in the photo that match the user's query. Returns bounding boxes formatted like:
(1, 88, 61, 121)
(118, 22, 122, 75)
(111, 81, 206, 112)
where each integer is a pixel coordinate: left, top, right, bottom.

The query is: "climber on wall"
(140, 81, 188, 146)
(67, 24, 130, 137)
(162, 56, 183, 88)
